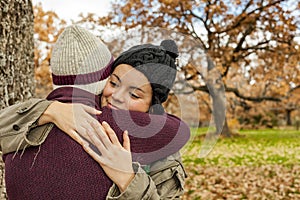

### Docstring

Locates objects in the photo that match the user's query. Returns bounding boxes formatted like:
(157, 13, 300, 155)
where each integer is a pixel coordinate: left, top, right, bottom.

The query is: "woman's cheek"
(128, 101, 149, 112)
(103, 86, 113, 98)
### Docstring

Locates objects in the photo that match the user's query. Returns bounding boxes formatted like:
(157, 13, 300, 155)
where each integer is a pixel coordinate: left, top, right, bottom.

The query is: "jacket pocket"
(152, 164, 186, 198)
(153, 164, 186, 189)
(174, 164, 187, 189)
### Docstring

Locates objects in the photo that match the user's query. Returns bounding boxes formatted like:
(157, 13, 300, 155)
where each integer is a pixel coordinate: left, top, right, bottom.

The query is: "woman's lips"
(107, 103, 119, 110)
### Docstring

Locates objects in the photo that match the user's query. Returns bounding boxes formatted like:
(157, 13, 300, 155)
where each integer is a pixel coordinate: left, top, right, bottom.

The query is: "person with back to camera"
(1, 25, 189, 199)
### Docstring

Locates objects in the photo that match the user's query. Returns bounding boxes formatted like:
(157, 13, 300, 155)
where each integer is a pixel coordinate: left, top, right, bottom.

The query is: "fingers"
(71, 104, 101, 141)
(82, 143, 107, 165)
(90, 122, 113, 152)
(77, 120, 97, 139)
(81, 104, 102, 115)
(86, 134, 108, 157)
(123, 131, 131, 152)
(102, 121, 122, 147)
(68, 130, 86, 146)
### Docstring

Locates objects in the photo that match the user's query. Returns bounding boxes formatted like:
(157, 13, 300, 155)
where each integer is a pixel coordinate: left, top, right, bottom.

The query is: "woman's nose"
(111, 88, 124, 103)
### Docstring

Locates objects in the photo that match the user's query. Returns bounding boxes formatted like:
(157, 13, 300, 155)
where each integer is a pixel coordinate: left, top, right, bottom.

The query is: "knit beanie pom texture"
(51, 25, 113, 93)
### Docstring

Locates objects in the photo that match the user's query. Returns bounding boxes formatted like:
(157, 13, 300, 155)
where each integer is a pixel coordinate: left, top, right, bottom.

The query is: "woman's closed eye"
(109, 80, 119, 87)
(129, 92, 140, 99)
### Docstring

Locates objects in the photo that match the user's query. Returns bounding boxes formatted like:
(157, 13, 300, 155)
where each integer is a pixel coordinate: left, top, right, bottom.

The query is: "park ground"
(0, 128, 298, 199)
(181, 128, 300, 200)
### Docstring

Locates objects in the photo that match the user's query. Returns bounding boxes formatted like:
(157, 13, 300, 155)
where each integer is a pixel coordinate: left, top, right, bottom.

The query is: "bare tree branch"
(225, 86, 282, 102)
(174, 83, 283, 102)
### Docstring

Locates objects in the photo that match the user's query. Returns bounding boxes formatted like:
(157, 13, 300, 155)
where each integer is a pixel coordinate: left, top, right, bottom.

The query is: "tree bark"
(205, 57, 227, 137)
(286, 109, 293, 126)
(0, 0, 34, 198)
(221, 119, 231, 137)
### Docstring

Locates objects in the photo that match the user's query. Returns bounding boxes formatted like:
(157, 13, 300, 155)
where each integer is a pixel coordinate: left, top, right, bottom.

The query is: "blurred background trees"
(2, 0, 300, 133)
(102, 0, 300, 135)
(32, 0, 300, 134)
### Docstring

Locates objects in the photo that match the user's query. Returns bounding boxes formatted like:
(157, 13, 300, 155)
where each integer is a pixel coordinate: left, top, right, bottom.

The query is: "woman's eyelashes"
(129, 92, 140, 99)
(110, 79, 141, 99)
(109, 80, 119, 87)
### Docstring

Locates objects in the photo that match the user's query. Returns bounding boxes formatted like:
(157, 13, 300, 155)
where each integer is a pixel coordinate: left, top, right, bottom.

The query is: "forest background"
(33, 0, 300, 133)
(0, 0, 300, 199)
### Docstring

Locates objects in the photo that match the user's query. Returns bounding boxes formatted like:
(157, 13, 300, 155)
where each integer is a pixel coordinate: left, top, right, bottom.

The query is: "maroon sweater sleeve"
(97, 107, 190, 165)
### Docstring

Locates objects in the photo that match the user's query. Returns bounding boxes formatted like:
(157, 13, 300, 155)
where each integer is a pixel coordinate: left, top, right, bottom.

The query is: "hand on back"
(39, 101, 102, 145)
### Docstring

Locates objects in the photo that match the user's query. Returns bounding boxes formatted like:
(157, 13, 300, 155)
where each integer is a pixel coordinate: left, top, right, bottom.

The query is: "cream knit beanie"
(51, 25, 113, 94)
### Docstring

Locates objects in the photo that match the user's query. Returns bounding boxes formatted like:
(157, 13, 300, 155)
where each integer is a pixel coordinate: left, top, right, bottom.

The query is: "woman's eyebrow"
(129, 86, 145, 93)
(112, 74, 121, 82)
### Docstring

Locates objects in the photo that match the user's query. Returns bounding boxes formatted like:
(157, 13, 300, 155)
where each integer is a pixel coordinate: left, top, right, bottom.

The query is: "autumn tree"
(33, 3, 66, 97)
(0, 0, 34, 108)
(0, 0, 35, 198)
(79, 0, 300, 135)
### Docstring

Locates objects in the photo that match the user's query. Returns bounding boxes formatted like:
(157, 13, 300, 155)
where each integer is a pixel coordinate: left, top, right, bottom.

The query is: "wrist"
(117, 172, 135, 192)
(38, 101, 59, 125)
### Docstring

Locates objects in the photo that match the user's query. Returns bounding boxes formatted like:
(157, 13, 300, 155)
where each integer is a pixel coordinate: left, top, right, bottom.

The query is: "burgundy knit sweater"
(3, 87, 190, 200)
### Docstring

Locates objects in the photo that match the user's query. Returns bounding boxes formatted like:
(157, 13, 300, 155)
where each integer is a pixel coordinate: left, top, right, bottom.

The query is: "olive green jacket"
(0, 99, 54, 154)
(0, 99, 187, 199)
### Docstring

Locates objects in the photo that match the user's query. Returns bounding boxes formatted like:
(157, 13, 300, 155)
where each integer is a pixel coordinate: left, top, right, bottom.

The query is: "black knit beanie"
(111, 40, 178, 114)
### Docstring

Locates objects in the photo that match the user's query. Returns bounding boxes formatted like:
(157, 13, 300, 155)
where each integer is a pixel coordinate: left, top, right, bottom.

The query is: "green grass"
(182, 128, 300, 167)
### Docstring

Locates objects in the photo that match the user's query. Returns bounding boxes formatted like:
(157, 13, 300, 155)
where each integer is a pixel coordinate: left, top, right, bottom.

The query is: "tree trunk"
(221, 118, 231, 137)
(205, 57, 228, 137)
(286, 109, 293, 126)
(0, 0, 34, 198)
